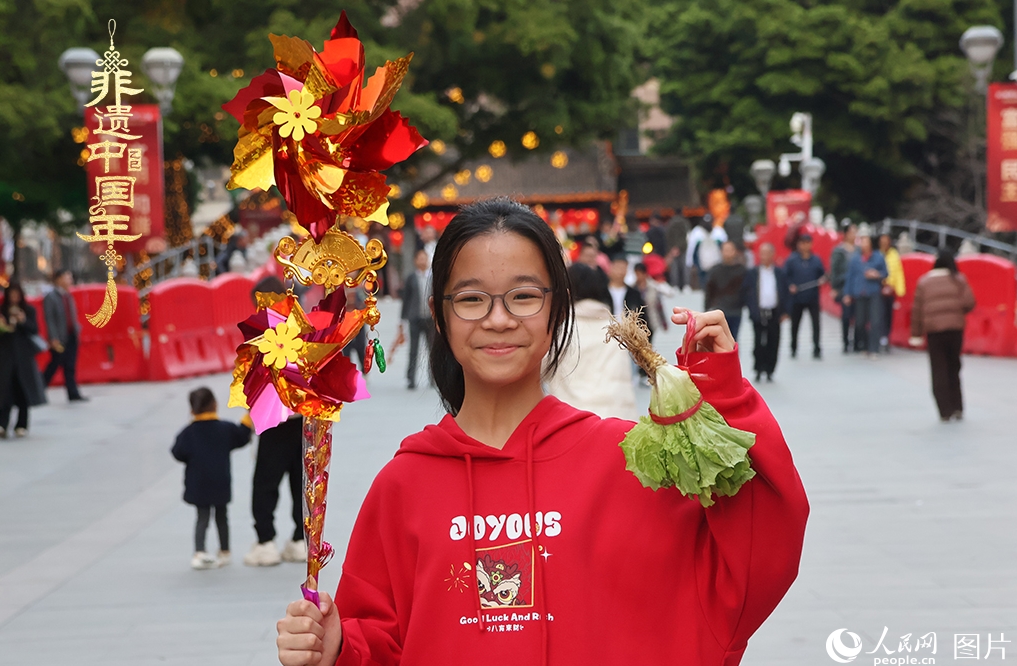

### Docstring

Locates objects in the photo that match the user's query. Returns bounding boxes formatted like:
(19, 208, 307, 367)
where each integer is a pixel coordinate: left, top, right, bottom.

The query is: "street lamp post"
(775, 112, 826, 196)
(750, 159, 776, 196)
(960, 26, 1004, 93)
(58, 47, 101, 113)
(142, 47, 185, 113)
(800, 157, 826, 196)
(960, 26, 1004, 214)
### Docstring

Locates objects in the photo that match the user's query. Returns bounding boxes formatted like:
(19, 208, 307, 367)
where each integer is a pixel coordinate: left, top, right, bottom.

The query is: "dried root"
(605, 308, 668, 384)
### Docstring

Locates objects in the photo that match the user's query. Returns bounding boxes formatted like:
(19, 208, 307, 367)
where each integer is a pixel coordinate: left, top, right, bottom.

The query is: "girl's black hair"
(933, 249, 959, 274)
(429, 197, 574, 415)
(1, 282, 24, 318)
(567, 263, 612, 310)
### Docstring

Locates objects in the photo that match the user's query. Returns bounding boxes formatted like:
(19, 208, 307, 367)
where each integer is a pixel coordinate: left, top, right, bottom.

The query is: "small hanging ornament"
(363, 339, 375, 374)
(372, 337, 387, 373)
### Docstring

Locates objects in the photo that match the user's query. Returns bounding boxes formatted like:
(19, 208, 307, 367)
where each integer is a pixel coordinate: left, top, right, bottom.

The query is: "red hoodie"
(334, 349, 809, 665)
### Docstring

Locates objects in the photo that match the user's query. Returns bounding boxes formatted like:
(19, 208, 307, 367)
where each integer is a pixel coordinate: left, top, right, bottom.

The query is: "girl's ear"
(429, 296, 440, 334)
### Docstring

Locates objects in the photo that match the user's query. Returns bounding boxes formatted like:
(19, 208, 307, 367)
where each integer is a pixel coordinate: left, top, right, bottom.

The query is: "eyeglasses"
(443, 286, 552, 321)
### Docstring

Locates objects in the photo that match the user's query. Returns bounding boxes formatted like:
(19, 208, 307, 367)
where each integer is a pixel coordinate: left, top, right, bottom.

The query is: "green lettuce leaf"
(620, 365, 756, 506)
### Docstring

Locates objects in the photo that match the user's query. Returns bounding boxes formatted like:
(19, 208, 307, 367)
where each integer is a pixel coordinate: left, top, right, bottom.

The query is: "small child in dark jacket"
(171, 387, 252, 569)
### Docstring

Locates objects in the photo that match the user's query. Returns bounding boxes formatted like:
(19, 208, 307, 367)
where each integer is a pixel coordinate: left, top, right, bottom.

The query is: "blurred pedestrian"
(705, 241, 747, 340)
(579, 239, 611, 276)
(829, 224, 858, 353)
(215, 229, 248, 275)
(245, 276, 307, 568)
(400, 248, 433, 390)
(633, 262, 668, 339)
(664, 213, 690, 290)
(42, 269, 87, 402)
(645, 215, 667, 258)
(545, 263, 637, 419)
(879, 233, 906, 351)
(0, 283, 47, 438)
(171, 387, 252, 570)
(908, 250, 976, 422)
(784, 234, 826, 359)
(843, 235, 887, 358)
(596, 218, 623, 257)
(607, 256, 644, 320)
(724, 212, 747, 253)
(418, 225, 438, 265)
(742, 244, 790, 382)
(686, 216, 727, 288)
(343, 285, 368, 372)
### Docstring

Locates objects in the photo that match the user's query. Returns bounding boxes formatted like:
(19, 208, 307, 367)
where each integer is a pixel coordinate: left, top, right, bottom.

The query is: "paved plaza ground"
(0, 292, 1014, 665)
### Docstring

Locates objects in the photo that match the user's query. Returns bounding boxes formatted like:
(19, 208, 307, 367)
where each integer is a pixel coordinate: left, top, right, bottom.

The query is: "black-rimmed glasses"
(443, 286, 552, 321)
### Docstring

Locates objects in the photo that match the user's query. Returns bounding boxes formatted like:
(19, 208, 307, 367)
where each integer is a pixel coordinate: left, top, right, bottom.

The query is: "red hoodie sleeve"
(682, 348, 809, 659)
(334, 475, 403, 666)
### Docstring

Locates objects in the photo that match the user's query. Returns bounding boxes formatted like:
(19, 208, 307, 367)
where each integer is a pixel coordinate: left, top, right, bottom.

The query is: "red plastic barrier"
(30, 286, 146, 384)
(889, 253, 936, 348)
(956, 255, 1017, 357)
(211, 273, 256, 369)
(148, 278, 225, 380)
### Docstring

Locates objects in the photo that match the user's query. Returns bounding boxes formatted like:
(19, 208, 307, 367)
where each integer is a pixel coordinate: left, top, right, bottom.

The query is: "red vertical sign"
(986, 83, 1017, 232)
(85, 103, 165, 252)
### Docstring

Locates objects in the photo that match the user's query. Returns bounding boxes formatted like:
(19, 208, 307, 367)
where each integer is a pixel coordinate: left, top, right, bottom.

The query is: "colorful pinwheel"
(222, 11, 428, 241)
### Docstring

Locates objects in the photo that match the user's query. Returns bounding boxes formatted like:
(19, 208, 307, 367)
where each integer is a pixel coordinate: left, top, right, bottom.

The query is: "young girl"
(171, 387, 252, 569)
(276, 198, 809, 665)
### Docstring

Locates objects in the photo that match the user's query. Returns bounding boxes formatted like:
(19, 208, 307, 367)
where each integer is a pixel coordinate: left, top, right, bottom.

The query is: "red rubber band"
(649, 397, 704, 425)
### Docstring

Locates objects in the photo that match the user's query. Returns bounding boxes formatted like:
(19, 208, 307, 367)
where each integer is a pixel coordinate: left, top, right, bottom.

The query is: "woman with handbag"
(0, 282, 48, 438)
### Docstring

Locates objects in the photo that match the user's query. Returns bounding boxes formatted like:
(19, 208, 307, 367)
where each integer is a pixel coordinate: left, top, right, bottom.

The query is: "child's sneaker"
(217, 550, 231, 567)
(281, 539, 307, 563)
(243, 541, 282, 566)
(191, 551, 218, 570)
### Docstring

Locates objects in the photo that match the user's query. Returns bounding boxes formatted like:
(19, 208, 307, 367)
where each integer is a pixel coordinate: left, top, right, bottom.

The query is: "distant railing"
(882, 219, 1017, 263)
(125, 236, 221, 300)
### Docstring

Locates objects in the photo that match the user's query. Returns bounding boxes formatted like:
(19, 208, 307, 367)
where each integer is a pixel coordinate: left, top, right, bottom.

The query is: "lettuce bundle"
(606, 311, 756, 507)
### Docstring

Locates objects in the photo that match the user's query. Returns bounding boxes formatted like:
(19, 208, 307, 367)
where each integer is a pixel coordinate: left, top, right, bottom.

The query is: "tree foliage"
(0, 0, 648, 235)
(651, 0, 1010, 223)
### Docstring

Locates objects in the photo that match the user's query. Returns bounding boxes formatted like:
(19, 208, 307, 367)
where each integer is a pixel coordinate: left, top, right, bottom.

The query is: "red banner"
(987, 83, 1017, 232)
(84, 103, 165, 253)
(766, 189, 811, 227)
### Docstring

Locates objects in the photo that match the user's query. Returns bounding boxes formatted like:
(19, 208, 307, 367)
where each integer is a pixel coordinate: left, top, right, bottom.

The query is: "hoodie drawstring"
(465, 426, 549, 666)
(464, 453, 485, 631)
(525, 425, 550, 666)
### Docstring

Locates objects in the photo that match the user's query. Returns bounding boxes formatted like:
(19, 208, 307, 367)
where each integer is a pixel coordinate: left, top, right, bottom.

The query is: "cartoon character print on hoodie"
(334, 349, 809, 666)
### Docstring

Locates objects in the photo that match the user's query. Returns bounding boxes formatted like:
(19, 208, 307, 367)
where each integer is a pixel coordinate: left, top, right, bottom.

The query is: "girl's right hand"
(277, 592, 343, 666)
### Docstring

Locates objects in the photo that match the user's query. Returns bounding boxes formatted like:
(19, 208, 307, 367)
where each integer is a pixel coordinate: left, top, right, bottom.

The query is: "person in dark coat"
(400, 248, 433, 390)
(245, 276, 306, 568)
(783, 234, 827, 359)
(704, 241, 747, 340)
(0, 283, 47, 437)
(664, 214, 690, 289)
(742, 244, 791, 382)
(171, 387, 252, 569)
(42, 269, 86, 401)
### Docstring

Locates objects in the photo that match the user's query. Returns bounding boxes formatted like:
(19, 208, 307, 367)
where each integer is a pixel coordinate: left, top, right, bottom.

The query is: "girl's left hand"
(671, 307, 736, 353)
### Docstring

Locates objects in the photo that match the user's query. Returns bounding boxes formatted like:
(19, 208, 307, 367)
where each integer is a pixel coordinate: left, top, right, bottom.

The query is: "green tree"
(0, 0, 649, 275)
(651, 0, 1008, 226)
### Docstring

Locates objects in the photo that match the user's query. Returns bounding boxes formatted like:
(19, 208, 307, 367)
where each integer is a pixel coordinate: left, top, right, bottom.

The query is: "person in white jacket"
(545, 263, 638, 420)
